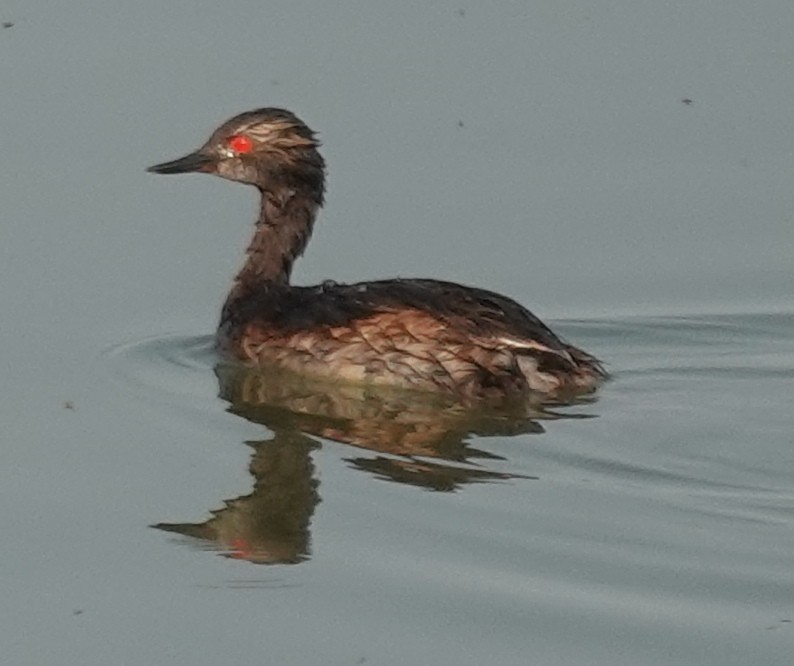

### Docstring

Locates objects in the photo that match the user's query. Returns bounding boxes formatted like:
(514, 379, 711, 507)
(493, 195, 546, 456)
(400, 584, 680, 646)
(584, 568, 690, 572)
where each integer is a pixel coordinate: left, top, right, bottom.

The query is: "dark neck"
(233, 189, 319, 289)
(219, 146, 325, 335)
(219, 186, 320, 335)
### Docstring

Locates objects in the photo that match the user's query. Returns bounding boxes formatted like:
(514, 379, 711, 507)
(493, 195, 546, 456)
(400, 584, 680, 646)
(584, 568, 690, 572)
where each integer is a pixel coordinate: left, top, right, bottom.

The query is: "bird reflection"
(153, 363, 595, 564)
(155, 430, 318, 564)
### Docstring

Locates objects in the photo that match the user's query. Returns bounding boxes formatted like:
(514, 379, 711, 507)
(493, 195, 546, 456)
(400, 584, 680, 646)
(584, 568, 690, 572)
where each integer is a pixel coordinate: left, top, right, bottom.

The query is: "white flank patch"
(496, 336, 573, 363)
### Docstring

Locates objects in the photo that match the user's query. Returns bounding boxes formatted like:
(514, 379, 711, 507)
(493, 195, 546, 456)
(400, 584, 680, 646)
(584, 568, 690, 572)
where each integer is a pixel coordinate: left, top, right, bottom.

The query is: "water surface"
(1, 1, 793, 664)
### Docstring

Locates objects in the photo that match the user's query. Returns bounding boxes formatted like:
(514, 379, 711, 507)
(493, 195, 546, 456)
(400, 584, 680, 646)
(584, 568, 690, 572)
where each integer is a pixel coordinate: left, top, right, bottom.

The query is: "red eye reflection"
(228, 135, 254, 154)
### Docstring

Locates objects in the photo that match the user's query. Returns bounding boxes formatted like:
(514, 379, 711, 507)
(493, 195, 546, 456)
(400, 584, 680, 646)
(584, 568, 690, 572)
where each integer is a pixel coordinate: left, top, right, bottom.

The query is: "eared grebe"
(148, 108, 606, 401)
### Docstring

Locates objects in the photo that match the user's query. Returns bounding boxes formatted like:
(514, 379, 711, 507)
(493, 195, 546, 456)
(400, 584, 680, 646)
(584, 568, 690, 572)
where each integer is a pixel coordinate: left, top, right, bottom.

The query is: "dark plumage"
(148, 107, 607, 402)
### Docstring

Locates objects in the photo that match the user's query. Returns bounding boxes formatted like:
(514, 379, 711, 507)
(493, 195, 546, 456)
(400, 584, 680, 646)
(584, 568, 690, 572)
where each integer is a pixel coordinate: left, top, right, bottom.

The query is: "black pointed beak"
(147, 150, 215, 175)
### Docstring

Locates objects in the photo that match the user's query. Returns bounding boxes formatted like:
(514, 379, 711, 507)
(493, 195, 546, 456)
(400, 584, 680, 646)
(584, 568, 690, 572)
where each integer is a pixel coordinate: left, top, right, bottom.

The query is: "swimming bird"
(148, 108, 606, 402)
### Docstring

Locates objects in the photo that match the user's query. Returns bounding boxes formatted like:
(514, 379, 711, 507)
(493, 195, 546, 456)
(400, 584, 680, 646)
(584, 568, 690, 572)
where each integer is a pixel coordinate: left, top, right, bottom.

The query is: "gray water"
(2, 2, 793, 664)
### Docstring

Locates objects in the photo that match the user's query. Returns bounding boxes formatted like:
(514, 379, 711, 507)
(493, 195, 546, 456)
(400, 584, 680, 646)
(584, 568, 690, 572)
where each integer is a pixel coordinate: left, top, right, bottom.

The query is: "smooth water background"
(1, 1, 792, 664)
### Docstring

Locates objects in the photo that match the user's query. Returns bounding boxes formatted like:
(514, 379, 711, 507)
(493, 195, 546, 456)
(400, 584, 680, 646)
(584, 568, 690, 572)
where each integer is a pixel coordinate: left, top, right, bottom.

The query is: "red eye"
(228, 134, 254, 154)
